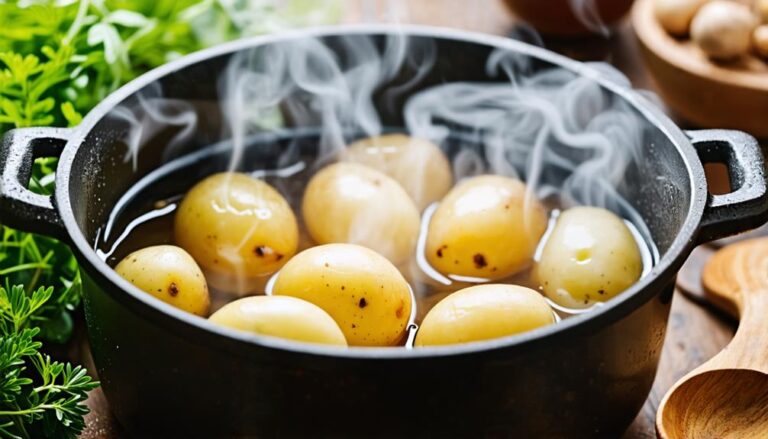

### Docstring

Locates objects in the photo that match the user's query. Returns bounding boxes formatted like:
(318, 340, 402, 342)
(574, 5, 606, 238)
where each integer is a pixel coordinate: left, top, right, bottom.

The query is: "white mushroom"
(754, 25, 768, 57)
(654, 0, 708, 36)
(690, 1, 756, 60)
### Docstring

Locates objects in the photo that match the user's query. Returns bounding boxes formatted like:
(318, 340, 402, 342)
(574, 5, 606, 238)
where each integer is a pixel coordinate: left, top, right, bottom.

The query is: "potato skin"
(343, 134, 453, 210)
(272, 243, 412, 346)
(534, 206, 643, 309)
(209, 296, 347, 346)
(116, 245, 210, 316)
(302, 162, 420, 265)
(425, 175, 547, 279)
(174, 172, 298, 293)
(414, 284, 554, 346)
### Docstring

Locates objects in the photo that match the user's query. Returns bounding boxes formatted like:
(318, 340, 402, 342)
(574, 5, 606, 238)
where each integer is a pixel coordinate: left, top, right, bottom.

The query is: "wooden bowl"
(632, 0, 768, 138)
(503, 0, 635, 36)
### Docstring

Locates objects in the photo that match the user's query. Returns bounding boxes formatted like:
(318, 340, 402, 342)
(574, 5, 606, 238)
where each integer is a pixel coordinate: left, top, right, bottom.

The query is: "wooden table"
(79, 1, 741, 437)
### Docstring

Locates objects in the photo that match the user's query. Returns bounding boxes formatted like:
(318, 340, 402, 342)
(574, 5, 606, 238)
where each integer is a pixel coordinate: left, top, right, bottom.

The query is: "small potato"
(415, 284, 554, 346)
(175, 172, 298, 293)
(302, 163, 420, 265)
(535, 206, 643, 309)
(654, 0, 707, 36)
(272, 243, 412, 346)
(116, 245, 210, 316)
(425, 175, 547, 280)
(209, 296, 347, 346)
(691, 1, 756, 60)
(343, 134, 453, 210)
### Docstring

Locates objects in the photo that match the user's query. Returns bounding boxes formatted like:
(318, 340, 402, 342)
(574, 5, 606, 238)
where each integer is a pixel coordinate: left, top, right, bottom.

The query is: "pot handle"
(0, 127, 71, 240)
(688, 129, 768, 244)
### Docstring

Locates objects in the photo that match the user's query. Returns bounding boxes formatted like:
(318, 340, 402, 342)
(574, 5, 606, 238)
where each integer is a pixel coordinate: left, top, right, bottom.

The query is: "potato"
(272, 243, 412, 346)
(425, 175, 547, 280)
(343, 134, 453, 210)
(415, 284, 554, 346)
(690, 1, 756, 60)
(302, 162, 420, 265)
(534, 206, 643, 309)
(654, 0, 707, 36)
(116, 245, 210, 316)
(209, 296, 347, 346)
(175, 172, 298, 293)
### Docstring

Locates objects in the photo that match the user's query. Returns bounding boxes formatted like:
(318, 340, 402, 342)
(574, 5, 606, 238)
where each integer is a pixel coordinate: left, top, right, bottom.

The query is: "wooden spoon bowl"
(657, 237, 768, 438)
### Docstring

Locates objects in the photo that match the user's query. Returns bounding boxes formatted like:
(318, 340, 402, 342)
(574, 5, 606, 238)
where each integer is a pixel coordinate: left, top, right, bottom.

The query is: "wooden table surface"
(79, 1, 743, 437)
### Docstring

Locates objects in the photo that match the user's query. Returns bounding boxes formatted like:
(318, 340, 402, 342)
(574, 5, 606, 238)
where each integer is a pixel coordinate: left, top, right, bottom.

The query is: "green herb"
(0, 285, 98, 439)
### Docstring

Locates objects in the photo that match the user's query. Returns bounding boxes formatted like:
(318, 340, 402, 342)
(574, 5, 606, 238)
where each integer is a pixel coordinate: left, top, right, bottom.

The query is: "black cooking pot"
(1, 26, 767, 438)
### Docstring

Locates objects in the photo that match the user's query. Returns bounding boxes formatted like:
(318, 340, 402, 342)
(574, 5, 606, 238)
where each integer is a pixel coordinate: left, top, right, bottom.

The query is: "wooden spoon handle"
(702, 237, 768, 372)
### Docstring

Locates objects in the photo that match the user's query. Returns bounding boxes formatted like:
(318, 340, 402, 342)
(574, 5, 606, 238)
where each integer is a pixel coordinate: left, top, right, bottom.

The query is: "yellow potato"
(425, 175, 547, 280)
(174, 172, 298, 293)
(415, 284, 554, 346)
(272, 243, 412, 346)
(116, 245, 210, 316)
(343, 134, 453, 210)
(209, 296, 347, 346)
(534, 206, 643, 309)
(302, 162, 420, 265)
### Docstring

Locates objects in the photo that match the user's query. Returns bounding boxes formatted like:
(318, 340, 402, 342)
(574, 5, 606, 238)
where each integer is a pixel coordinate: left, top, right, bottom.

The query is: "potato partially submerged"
(425, 175, 547, 280)
(116, 245, 210, 316)
(175, 172, 298, 293)
(302, 162, 420, 265)
(415, 284, 554, 346)
(209, 296, 347, 346)
(272, 243, 412, 346)
(535, 206, 643, 309)
(343, 134, 453, 210)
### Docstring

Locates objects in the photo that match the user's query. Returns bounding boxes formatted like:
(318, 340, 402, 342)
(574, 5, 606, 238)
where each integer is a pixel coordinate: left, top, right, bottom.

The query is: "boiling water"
(95, 134, 657, 346)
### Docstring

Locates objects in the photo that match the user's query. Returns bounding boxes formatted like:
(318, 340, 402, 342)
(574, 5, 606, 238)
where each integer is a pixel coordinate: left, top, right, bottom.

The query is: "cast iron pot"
(1, 26, 767, 438)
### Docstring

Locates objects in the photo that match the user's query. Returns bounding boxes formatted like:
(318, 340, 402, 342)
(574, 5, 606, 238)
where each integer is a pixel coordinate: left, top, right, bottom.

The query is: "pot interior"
(65, 29, 693, 336)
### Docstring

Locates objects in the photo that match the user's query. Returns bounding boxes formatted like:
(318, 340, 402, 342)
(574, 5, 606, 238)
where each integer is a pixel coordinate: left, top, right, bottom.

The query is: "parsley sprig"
(0, 285, 98, 439)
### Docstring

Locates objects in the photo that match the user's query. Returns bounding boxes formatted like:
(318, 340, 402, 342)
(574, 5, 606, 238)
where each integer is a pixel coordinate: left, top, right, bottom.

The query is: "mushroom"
(754, 25, 768, 57)
(690, 1, 756, 60)
(654, 0, 708, 36)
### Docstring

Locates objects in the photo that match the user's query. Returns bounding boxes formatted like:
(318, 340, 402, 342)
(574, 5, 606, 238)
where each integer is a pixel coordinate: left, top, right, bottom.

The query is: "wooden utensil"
(657, 237, 768, 438)
(632, 0, 768, 138)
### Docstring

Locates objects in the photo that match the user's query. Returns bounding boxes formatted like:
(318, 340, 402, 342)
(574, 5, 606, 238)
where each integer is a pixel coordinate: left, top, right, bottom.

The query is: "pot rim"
(56, 24, 703, 359)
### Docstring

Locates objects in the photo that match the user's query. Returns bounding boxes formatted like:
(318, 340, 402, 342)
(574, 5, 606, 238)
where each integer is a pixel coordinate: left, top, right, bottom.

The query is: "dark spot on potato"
(352, 324, 356, 328)
(473, 253, 488, 268)
(504, 204, 510, 209)
(324, 262, 329, 267)
(395, 300, 404, 319)
(598, 289, 605, 295)
(491, 267, 498, 272)
(255, 245, 272, 257)
(276, 254, 284, 261)
(132, 258, 137, 263)
(358, 298, 368, 308)
(168, 283, 179, 297)
(436, 245, 447, 258)
(341, 286, 346, 290)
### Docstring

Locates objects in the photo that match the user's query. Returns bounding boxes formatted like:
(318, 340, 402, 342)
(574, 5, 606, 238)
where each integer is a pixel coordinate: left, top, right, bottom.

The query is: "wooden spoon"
(657, 237, 768, 438)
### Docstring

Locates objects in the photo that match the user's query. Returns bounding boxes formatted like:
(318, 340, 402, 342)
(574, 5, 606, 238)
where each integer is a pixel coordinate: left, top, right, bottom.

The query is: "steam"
(110, 82, 198, 170)
(106, 30, 654, 298)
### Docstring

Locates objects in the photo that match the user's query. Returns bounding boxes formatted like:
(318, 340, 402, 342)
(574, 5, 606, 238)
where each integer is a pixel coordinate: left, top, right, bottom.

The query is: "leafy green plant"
(0, 285, 98, 439)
